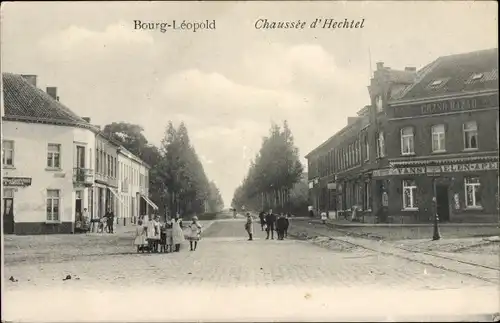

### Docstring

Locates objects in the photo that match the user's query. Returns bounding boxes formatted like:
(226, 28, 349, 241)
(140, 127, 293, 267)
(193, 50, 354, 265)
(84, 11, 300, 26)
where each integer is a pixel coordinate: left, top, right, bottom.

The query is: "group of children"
(133, 214, 203, 253)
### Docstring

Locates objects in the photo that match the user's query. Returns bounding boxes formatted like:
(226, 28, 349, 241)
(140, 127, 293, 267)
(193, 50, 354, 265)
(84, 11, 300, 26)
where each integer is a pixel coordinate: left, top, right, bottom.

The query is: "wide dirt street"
(3, 219, 499, 322)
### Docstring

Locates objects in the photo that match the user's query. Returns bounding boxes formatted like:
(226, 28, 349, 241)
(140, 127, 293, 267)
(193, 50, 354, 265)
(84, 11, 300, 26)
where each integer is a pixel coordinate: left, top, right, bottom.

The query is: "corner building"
(306, 48, 499, 223)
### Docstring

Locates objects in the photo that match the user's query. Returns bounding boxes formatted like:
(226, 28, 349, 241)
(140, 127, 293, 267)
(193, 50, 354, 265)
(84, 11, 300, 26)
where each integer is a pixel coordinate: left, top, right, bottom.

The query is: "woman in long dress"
(172, 217, 185, 252)
(245, 213, 254, 241)
(134, 219, 147, 252)
(188, 216, 202, 251)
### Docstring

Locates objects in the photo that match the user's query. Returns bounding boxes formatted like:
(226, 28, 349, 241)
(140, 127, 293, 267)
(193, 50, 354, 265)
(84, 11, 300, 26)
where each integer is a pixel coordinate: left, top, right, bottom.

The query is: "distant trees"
(231, 121, 304, 213)
(102, 121, 223, 218)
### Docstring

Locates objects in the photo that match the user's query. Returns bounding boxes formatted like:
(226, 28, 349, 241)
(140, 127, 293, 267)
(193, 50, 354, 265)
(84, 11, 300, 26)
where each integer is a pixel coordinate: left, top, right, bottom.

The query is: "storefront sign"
(393, 94, 498, 118)
(373, 162, 498, 177)
(327, 183, 337, 189)
(3, 177, 32, 187)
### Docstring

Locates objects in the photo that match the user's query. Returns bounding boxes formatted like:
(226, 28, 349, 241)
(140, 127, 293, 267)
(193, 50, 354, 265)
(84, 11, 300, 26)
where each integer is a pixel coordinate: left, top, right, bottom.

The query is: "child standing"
(188, 216, 202, 251)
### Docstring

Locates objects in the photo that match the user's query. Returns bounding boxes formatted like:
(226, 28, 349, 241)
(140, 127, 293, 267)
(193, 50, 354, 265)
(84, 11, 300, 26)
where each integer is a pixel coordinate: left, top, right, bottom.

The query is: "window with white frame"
(2, 140, 14, 166)
(463, 121, 478, 149)
(402, 180, 418, 209)
(364, 136, 369, 161)
(376, 132, 385, 158)
(465, 177, 481, 208)
(47, 144, 61, 168)
(431, 124, 446, 152)
(46, 189, 60, 221)
(400, 127, 415, 155)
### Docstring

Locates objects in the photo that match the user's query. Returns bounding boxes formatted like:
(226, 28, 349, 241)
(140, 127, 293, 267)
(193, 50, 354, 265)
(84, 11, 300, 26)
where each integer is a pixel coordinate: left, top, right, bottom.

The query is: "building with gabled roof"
(2, 73, 154, 234)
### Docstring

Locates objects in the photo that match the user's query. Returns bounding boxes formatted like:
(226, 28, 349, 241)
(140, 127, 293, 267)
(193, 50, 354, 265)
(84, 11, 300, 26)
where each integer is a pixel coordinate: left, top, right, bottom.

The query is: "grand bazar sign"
(372, 162, 498, 177)
(393, 94, 498, 118)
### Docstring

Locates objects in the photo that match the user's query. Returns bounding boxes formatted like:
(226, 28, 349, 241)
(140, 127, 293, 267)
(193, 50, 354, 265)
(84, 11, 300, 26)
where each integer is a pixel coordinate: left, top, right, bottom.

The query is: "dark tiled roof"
(395, 48, 498, 101)
(2, 73, 92, 127)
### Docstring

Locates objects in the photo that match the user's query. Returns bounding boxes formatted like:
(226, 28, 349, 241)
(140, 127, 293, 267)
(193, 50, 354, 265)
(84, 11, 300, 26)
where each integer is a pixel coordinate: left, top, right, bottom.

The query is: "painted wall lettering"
(373, 162, 499, 177)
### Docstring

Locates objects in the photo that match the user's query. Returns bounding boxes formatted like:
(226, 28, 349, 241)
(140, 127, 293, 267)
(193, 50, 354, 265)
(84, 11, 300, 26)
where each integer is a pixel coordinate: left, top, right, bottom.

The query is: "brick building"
(306, 48, 499, 223)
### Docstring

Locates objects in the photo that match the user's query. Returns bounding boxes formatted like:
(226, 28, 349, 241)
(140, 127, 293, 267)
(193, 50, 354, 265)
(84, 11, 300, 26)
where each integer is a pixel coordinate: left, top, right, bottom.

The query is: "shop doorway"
(75, 191, 83, 221)
(3, 189, 14, 234)
(436, 184, 450, 222)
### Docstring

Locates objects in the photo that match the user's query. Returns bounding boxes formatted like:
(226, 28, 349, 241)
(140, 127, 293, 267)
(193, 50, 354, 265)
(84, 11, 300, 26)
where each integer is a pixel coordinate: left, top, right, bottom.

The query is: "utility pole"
(432, 177, 441, 241)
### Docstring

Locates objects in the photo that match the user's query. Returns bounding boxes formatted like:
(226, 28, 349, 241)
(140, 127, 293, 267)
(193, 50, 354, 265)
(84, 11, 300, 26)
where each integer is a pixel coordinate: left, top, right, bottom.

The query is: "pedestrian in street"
(172, 216, 185, 252)
(82, 208, 90, 232)
(321, 211, 327, 224)
(106, 207, 115, 234)
(188, 216, 202, 251)
(98, 215, 106, 233)
(134, 219, 148, 253)
(276, 213, 287, 240)
(165, 218, 174, 253)
(284, 213, 290, 238)
(146, 214, 161, 252)
(159, 221, 168, 253)
(265, 209, 276, 240)
(258, 211, 266, 231)
(245, 212, 254, 241)
(233, 208, 237, 219)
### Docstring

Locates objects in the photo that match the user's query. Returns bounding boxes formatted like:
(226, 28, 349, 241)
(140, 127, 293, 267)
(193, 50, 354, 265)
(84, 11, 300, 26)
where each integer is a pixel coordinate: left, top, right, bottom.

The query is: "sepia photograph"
(1, 1, 499, 322)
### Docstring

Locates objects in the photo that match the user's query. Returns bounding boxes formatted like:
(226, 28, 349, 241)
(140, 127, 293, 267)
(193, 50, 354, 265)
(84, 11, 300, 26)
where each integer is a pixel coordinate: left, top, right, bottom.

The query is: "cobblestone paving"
(4, 220, 494, 292)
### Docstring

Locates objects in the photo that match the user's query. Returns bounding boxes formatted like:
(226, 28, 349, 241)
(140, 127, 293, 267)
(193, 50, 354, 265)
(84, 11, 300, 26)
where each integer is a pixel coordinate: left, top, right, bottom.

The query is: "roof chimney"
(46, 87, 57, 100)
(82, 117, 91, 123)
(405, 67, 417, 72)
(21, 75, 37, 87)
(376, 62, 384, 71)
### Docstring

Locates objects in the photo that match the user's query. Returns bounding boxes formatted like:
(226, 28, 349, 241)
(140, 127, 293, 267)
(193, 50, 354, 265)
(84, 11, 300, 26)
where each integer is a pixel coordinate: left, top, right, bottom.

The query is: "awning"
(109, 188, 125, 206)
(141, 194, 159, 210)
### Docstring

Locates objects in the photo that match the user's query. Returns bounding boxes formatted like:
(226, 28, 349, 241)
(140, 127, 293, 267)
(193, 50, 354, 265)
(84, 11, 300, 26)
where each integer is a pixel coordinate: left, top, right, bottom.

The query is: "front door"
(436, 185, 450, 222)
(3, 194, 14, 234)
(75, 191, 83, 221)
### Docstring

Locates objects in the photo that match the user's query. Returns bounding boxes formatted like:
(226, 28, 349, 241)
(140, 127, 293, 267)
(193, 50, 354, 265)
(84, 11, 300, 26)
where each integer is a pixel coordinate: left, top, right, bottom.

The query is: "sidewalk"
(288, 223, 499, 283)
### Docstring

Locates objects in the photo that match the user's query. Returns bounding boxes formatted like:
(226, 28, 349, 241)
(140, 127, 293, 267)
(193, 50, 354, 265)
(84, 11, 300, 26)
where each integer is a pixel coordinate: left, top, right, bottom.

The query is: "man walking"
(276, 213, 287, 240)
(265, 209, 276, 240)
(258, 211, 266, 231)
(106, 207, 115, 234)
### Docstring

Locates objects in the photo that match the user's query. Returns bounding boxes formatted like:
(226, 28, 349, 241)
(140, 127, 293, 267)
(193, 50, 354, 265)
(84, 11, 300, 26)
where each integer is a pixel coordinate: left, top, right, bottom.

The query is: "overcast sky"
(2, 1, 497, 206)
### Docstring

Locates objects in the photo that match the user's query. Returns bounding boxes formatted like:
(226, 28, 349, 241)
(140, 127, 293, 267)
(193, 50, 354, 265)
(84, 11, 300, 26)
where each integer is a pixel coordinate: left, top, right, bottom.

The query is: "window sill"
(465, 206, 483, 211)
(463, 148, 478, 152)
(402, 208, 419, 212)
(45, 167, 62, 172)
(3, 165, 16, 169)
(45, 220, 62, 224)
(431, 150, 447, 154)
(401, 153, 416, 157)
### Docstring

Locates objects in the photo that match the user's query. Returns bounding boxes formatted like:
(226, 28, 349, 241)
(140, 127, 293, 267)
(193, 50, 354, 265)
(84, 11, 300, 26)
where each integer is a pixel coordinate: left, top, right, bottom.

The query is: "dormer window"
(471, 73, 484, 81)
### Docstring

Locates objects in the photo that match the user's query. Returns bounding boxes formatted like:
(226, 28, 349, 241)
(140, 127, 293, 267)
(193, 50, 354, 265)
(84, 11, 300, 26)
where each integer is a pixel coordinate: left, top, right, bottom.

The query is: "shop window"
(46, 189, 61, 221)
(2, 140, 14, 166)
(364, 136, 369, 161)
(364, 181, 371, 210)
(463, 121, 478, 150)
(431, 124, 446, 152)
(465, 177, 482, 208)
(402, 180, 418, 210)
(376, 132, 385, 158)
(47, 144, 61, 169)
(400, 127, 415, 155)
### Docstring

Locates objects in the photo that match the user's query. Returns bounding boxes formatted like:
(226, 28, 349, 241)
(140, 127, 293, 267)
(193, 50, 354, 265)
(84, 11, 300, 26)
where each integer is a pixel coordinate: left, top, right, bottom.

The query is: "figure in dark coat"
(276, 214, 288, 240)
(265, 211, 277, 240)
(284, 213, 290, 238)
(258, 211, 266, 231)
(105, 208, 114, 234)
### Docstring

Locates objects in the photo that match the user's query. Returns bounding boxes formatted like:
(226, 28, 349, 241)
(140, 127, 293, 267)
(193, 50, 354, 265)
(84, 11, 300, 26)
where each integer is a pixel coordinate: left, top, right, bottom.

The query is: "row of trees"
(231, 121, 307, 214)
(103, 121, 224, 218)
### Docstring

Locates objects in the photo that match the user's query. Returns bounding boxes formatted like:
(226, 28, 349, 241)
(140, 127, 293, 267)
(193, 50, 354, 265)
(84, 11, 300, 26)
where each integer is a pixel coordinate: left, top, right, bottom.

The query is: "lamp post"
(432, 177, 441, 241)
